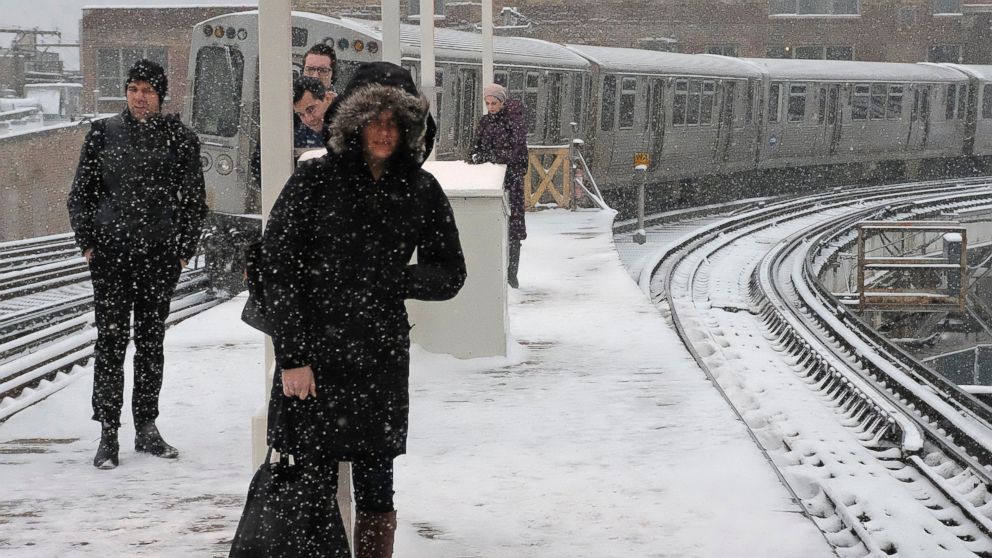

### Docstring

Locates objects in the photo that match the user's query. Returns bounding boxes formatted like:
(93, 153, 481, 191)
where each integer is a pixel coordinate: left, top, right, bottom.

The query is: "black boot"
(93, 424, 119, 469)
(508, 240, 521, 289)
(134, 422, 179, 458)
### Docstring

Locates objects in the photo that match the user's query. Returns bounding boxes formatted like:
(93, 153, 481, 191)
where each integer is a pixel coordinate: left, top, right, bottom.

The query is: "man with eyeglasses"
(302, 43, 337, 93)
(293, 76, 333, 149)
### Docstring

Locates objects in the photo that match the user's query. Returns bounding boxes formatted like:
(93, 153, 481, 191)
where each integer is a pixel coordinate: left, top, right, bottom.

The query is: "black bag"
(240, 241, 272, 334)
(229, 449, 350, 558)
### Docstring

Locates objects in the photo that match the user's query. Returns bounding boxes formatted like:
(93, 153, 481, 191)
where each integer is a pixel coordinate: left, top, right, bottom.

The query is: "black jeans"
(89, 245, 181, 428)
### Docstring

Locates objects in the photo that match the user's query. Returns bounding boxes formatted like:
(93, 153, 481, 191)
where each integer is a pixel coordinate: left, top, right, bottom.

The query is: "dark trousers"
(320, 456, 395, 513)
(89, 246, 181, 428)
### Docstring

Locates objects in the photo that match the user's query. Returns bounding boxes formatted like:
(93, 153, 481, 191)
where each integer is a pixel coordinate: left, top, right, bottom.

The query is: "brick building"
(295, 0, 986, 64)
(80, 5, 252, 115)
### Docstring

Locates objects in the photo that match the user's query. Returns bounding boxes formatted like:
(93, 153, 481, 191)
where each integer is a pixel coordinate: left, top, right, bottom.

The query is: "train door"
(818, 84, 842, 156)
(715, 80, 736, 164)
(592, 74, 617, 171)
(454, 67, 478, 156)
(543, 72, 563, 144)
(648, 78, 665, 169)
(907, 85, 931, 151)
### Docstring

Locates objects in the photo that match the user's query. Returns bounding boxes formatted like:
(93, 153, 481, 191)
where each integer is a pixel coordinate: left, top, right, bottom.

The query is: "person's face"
(294, 91, 329, 133)
(485, 95, 504, 115)
(361, 110, 400, 166)
(302, 53, 334, 89)
(126, 80, 161, 121)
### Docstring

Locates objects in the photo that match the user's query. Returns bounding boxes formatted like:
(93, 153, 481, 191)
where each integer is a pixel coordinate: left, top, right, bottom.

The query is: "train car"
(741, 58, 970, 172)
(183, 10, 589, 288)
(565, 45, 763, 185)
(941, 64, 992, 158)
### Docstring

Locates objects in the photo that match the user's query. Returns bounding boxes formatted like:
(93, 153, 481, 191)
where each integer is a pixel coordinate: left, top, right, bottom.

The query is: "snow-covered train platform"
(0, 209, 833, 557)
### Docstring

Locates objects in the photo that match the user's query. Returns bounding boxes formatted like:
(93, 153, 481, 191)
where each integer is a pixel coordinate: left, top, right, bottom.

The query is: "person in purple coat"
(469, 83, 528, 288)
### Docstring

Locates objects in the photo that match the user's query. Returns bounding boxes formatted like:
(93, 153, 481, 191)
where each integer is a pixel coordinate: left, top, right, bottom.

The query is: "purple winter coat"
(469, 98, 528, 241)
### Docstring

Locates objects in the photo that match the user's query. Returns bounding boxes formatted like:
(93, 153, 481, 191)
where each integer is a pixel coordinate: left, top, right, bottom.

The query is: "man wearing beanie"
(67, 58, 208, 469)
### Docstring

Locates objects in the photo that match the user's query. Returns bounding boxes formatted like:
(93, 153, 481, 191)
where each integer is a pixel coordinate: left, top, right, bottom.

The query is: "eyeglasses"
(303, 66, 332, 76)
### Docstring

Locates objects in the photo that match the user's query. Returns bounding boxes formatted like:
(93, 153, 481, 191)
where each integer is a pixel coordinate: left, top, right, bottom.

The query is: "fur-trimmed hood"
(327, 83, 430, 165)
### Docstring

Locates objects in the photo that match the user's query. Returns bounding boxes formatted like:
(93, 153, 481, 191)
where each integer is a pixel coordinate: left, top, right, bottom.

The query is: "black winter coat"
(262, 153, 466, 460)
(67, 110, 207, 259)
(469, 99, 528, 241)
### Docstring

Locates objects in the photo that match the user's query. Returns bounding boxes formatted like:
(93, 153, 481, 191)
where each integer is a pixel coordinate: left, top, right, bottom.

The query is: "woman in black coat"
(261, 62, 466, 557)
(469, 83, 528, 288)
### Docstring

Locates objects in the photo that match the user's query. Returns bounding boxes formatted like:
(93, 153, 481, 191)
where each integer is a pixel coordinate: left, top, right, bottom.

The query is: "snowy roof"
(565, 45, 762, 78)
(741, 58, 969, 83)
(941, 64, 992, 81)
(199, 12, 588, 69)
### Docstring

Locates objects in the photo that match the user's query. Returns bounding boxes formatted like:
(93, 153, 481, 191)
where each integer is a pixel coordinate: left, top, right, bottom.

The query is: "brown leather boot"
(355, 510, 397, 558)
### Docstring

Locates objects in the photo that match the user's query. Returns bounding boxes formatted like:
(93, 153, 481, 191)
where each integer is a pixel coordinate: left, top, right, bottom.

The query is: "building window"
(618, 77, 637, 129)
(826, 46, 854, 60)
(767, 46, 790, 58)
(706, 45, 739, 57)
(97, 47, 168, 98)
(770, 0, 859, 15)
(933, 0, 961, 14)
(772, 45, 854, 59)
(929, 45, 961, 63)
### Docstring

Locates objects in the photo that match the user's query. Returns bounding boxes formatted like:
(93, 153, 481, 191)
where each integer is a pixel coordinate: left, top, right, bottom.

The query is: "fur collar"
(327, 83, 430, 165)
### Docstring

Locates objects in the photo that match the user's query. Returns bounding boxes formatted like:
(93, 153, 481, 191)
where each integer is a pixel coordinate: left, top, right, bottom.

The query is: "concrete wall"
(0, 122, 90, 242)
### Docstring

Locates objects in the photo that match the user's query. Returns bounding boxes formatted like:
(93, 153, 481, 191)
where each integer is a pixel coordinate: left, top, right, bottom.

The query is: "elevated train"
(184, 10, 992, 287)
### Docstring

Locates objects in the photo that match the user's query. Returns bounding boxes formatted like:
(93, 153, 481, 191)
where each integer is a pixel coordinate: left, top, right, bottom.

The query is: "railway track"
(0, 237, 224, 422)
(639, 178, 992, 556)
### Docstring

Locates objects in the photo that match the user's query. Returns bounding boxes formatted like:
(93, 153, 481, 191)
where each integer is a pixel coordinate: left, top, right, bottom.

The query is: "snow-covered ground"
(0, 209, 833, 557)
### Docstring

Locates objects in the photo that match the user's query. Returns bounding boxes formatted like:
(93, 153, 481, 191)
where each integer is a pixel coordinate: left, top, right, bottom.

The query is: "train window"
(687, 81, 702, 125)
(870, 84, 886, 120)
(957, 85, 967, 120)
(946, 84, 956, 120)
(746, 80, 755, 124)
(983, 85, 992, 119)
(818, 87, 826, 124)
(435, 68, 444, 130)
(601, 75, 617, 131)
(788, 84, 807, 122)
(494, 71, 508, 88)
(572, 73, 584, 128)
(291, 27, 309, 48)
(768, 83, 781, 123)
(701, 81, 716, 125)
(650, 79, 664, 132)
(619, 77, 637, 129)
(191, 46, 245, 138)
(852, 84, 869, 120)
(509, 72, 524, 93)
(546, 73, 563, 140)
(887, 85, 904, 120)
(673, 79, 688, 126)
(525, 72, 540, 132)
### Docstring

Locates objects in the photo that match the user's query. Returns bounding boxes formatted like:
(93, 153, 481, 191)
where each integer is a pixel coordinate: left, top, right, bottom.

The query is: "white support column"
(419, 0, 437, 160)
(381, 0, 401, 64)
(254, 0, 293, 469)
(481, 0, 494, 114)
